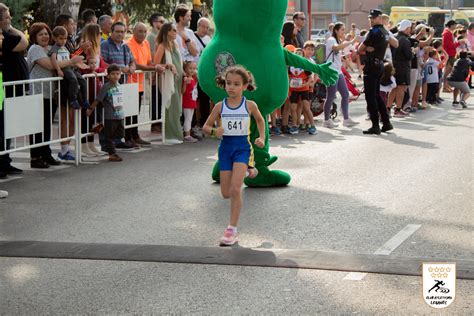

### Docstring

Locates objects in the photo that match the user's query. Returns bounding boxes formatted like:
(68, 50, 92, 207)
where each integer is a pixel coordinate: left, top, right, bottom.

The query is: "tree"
(127, 0, 213, 25)
(3, 0, 35, 29)
(78, 0, 112, 26)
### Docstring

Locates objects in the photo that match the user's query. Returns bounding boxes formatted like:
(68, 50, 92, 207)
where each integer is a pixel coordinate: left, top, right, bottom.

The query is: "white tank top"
(221, 97, 251, 136)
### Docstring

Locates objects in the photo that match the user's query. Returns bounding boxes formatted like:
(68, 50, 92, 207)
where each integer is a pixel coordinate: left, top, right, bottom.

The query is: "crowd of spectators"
(0, 2, 473, 198)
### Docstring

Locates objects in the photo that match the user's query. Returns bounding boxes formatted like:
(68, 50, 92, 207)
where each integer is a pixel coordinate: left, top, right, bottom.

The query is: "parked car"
(311, 29, 328, 43)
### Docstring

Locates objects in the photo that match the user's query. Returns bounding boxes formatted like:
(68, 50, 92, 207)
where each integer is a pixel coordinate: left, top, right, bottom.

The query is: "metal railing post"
(75, 109, 81, 166)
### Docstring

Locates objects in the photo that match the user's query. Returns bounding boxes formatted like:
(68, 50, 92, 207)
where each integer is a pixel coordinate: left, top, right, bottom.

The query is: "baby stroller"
(311, 80, 337, 119)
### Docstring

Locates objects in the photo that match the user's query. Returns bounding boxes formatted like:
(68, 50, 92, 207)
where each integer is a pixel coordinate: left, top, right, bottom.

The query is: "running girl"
(202, 65, 266, 246)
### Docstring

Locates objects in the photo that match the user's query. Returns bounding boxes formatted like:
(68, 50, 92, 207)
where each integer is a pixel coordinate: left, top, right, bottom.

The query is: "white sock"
(227, 225, 237, 234)
(61, 144, 69, 154)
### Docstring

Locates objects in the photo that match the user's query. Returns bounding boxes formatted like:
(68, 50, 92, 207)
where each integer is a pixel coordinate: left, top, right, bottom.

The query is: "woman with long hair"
(80, 24, 101, 62)
(281, 21, 298, 47)
(323, 22, 359, 128)
(154, 22, 183, 144)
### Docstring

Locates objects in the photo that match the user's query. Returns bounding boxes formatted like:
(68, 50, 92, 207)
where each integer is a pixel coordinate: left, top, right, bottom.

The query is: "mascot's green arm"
(283, 49, 339, 86)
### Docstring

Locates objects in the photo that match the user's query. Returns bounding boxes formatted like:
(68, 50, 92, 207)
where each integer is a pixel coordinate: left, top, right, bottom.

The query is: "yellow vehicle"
(389, 6, 449, 37)
(453, 8, 474, 28)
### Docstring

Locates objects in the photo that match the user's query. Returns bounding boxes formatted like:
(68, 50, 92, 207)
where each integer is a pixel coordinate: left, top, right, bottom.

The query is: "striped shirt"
(100, 37, 135, 67)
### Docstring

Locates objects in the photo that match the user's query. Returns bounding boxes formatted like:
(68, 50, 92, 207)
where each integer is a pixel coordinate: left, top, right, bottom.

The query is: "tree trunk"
(42, 0, 82, 27)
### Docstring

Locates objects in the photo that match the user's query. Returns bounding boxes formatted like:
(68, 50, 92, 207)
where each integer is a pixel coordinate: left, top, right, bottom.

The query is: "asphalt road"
(0, 91, 473, 314)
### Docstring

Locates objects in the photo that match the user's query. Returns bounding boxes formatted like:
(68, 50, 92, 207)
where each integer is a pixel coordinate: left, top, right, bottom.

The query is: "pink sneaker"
(219, 228, 237, 246)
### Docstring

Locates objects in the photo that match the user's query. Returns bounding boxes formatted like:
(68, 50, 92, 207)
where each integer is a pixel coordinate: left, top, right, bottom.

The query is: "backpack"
(314, 44, 327, 64)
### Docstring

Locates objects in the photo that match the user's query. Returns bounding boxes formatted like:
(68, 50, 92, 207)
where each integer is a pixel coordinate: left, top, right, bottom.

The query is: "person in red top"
(287, 48, 314, 135)
(182, 60, 199, 142)
(442, 20, 468, 92)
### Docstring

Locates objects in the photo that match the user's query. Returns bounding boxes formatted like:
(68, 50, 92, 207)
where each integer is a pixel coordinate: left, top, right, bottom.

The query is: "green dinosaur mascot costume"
(198, 0, 338, 187)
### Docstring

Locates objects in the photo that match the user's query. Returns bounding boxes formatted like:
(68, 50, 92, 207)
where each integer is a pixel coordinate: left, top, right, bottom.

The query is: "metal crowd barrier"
(0, 70, 167, 166)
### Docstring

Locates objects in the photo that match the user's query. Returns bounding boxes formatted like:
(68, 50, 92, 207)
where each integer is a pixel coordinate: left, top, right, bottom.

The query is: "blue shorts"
(218, 136, 254, 171)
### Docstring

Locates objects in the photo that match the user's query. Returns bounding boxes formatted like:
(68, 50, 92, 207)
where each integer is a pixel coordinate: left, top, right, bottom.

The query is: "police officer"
(358, 9, 396, 135)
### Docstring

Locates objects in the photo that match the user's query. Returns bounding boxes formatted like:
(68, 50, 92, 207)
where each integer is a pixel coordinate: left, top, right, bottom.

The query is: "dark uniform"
(363, 10, 392, 134)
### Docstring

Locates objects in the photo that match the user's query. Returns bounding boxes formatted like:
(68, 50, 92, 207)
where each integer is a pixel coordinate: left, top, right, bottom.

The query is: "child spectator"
(425, 50, 440, 105)
(447, 51, 474, 109)
(302, 41, 318, 135)
(80, 56, 108, 156)
(287, 49, 314, 134)
(380, 62, 397, 115)
(182, 61, 199, 142)
(86, 64, 125, 161)
(50, 26, 89, 109)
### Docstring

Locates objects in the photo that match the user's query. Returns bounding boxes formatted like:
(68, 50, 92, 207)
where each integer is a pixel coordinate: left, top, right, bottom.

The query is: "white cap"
(399, 19, 412, 32)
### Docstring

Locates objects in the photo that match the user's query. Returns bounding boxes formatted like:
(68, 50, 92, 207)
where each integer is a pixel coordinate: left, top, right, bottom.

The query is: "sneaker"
(44, 156, 61, 166)
(81, 145, 96, 157)
(281, 125, 289, 134)
(88, 143, 107, 156)
(362, 127, 381, 135)
(30, 158, 49, 169)
(271, 126, 282, 135)
(184, 135, 198, 143)
(417, 104, 427, 110)
(460, 100, 467, 109)
(308, 125, 318, 135)
(219, 228, 237, 246)
(437, 97, 445, 102)
(190, 131, 203, 141)
(116, 141, 134, 150)
(164, 139, 183, 145)
(393, 109, 408, 118)
(452, 102, 461, 109)
(381, 122, 394, 133)
(125, 140, 140, 149)
(288, 126, 299, 135)
(343, 118, 359, 127)
(58, 151, 75, 161)
(108, 153, 123, 162)
(404, 106, 417, 113)
(298, 124, 307, 131)
(2, 165, 23, 175)
(323, 119, 338, 128)
(0, 190, 8, 199)
(134, 138, 151, 146)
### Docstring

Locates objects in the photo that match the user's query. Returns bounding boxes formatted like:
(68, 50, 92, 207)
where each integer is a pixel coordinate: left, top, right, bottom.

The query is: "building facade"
(310, 0, 385, 30)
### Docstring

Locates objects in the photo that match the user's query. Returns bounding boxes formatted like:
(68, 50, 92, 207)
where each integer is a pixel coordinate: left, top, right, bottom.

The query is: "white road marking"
(344, 224, 422, 281)
(0, 176, 23, 183)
